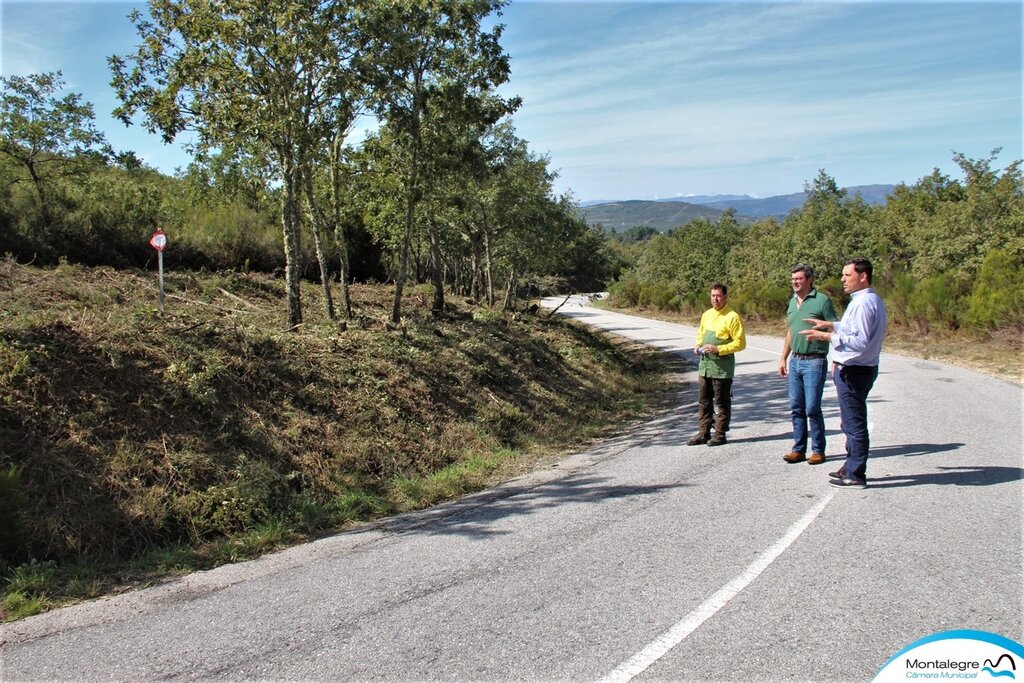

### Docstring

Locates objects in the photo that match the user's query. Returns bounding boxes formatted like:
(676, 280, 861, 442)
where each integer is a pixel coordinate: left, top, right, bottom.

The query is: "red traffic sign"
(149, 229, 167, 252)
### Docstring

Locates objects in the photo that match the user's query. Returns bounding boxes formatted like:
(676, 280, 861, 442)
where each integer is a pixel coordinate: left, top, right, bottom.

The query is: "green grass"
(0, 258, 675, 621)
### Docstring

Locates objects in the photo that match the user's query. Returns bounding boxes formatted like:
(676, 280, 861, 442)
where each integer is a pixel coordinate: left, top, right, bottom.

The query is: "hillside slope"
(582, 185, 897, 225)
(0, 260, 670, 616)
(580, 200, 744, 232)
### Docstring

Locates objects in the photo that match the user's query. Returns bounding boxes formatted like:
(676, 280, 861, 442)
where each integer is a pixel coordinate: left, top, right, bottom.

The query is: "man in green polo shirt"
(779, 264, 838, 465)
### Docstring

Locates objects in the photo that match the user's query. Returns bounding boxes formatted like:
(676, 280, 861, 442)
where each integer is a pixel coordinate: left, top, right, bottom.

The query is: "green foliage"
(0, 466, 29, 568)
(637, 281, 679, 310)
(0, 560, 56, 620)
(612, 157, 1022, 338)
(176, 198, 282, 270)
(0, 72, 110, 192)
(966, 249, 1024, 331)
(905, 273, 964, 333)
(5, 559, 57, 595)
(332, 491, 390, 524)
(880, 151, 1023, 280)
(1, 9, 615, 310)
(607, 270, 642, 307)
(618, 225, 659, 244)
(729, 282, 791, 322)
(1, 590, 48, 620)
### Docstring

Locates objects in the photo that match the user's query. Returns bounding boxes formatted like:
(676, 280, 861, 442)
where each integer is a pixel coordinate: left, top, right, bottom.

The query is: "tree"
(454, 121, 574, 310)
(881, 150, 1022, 282)
(355, 0, 518, 323)
(774, 169, 885, 282)
(110, 0, 364, 327)
(618, 225, 659, 244)
(0, 72, 110, 227)
(966, 249, 1024, 331)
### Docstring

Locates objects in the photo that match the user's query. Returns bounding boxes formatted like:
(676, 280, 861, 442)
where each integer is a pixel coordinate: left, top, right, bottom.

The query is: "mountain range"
(580, 184, 896, 232)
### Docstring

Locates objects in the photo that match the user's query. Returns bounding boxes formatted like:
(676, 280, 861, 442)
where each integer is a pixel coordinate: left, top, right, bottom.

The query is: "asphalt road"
(3, 296, 1022, 682)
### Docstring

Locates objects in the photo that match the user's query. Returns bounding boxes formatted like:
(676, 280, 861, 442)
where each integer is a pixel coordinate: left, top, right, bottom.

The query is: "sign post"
(149, 228, 168, 314)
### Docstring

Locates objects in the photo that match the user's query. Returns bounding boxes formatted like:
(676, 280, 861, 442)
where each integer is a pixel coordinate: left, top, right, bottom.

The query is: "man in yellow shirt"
(687, 283, 747, 446)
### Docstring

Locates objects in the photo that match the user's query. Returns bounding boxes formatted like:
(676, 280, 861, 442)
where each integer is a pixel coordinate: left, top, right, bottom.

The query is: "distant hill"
(655, 194, 754, 205)
(702, 193, 806, 217)
(703, 184, 896, 217)
(579, 200, 747, 232)
(581, 185, 897, 228)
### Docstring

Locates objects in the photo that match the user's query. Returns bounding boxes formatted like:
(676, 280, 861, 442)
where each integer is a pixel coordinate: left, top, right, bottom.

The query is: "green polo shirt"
(786, 288, 838, 356)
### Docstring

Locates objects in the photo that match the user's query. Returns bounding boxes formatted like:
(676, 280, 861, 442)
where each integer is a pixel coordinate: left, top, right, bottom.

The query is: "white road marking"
(745, 343, 781, 355)
(600, 490, 836, 682)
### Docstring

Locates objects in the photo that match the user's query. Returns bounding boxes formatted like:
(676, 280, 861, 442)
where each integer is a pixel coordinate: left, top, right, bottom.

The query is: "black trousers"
(833, 363, 879, 480)
(697, 375, 732, 436)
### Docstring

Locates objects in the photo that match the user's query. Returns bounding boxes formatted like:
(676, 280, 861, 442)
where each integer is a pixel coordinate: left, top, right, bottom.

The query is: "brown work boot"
(807, 453, 826, 465)
(783, 451, 806, 463)
(686, 433, 710, 446)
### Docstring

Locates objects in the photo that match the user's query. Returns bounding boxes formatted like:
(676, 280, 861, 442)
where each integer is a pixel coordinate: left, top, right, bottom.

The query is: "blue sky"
(2, 1, 1021, 202)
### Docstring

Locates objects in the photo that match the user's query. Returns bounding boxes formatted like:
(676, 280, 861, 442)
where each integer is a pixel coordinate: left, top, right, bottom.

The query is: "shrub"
(730, 282, 792, 321)
(0, 466, 29, 568)
(607, 272, 641, 307)
(907, 273, 963, 333)
(638, 281, 677, 310)
(966, 249, 1024, 331)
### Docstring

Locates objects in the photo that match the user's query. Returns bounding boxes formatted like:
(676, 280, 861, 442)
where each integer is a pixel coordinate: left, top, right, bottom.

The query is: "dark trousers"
(697, 375, 732, 436)
(833, 363, 879, 480)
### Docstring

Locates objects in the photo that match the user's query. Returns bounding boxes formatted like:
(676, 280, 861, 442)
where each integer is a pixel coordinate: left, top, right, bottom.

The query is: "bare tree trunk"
(468, 227, 483, 300)
(546, 291, 573, 317)
(392, 88, 424, 325)
(336, 234, 353, 320)
(428, 220, 444, 315)
(26, 162, 53, 229)
(483, 225, 495, 307)
(302, 167, 336, 321)
(392, 190, 415, 324)
(330, 129, 353, 320)
(414, 231, 425, 283)
(502, 269, 516, 311)
(281, 153, 303, 328)
(469, 246, 479, 299)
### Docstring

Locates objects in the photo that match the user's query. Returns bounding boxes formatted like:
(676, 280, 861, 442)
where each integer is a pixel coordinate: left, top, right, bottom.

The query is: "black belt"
(792, 353, 827, 359)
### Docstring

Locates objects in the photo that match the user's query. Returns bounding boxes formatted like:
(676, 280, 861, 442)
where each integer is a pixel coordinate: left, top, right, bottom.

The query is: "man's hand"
(803, 318, 833, 331)
(800, 318, 834, 343)
(779, 358, 788, 377)
(799, 328, 831, 342)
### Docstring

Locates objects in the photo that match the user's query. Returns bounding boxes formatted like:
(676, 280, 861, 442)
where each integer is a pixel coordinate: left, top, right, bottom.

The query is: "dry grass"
(597, 301, 1022, 386)
(0, 258, 675, 619)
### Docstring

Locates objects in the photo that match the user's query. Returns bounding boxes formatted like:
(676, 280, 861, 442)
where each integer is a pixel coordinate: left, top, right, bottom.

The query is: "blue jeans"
(788, 356, 828, 454)
(833, 363, 879, 481)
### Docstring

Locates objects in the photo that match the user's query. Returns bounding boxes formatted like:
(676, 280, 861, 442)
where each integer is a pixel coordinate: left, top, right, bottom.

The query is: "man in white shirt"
(800, 258, 888, 489)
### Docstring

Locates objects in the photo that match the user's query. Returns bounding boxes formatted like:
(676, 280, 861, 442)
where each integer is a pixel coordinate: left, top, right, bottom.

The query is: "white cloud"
(501, 2, 1021, 198)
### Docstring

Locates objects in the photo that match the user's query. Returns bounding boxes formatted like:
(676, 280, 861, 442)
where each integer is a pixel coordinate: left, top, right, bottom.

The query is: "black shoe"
(707, 435, 727, 446)
(830, 476, 866, 489)
(828, 468, 846, 480)
(686, 433, 710, 446)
